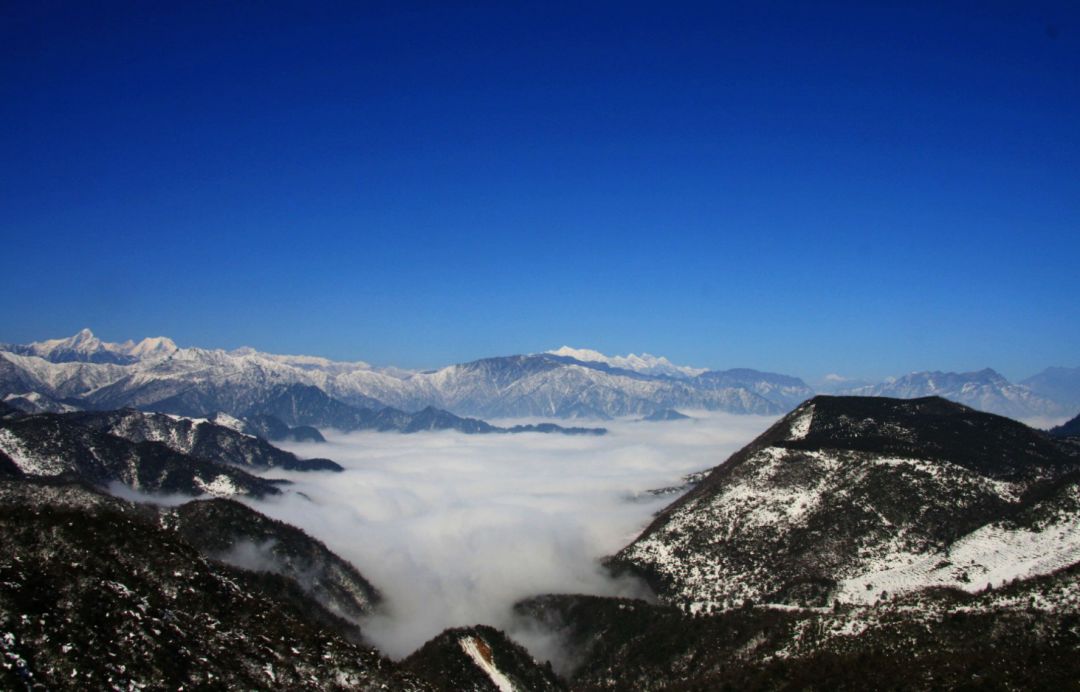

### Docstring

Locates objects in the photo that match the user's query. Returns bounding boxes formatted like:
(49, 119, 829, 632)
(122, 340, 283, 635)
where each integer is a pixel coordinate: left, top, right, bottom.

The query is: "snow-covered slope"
(613, 396, 1080, 613)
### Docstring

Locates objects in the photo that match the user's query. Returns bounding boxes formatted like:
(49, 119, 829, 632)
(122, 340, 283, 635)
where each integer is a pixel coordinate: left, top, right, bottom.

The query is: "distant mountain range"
(0, 330, 811, 422)
(1, 330, 1077, 426)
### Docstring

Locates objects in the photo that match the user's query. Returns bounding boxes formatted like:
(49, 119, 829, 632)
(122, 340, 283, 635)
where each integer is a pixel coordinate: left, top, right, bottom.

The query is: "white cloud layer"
(243, 412, 776, 662)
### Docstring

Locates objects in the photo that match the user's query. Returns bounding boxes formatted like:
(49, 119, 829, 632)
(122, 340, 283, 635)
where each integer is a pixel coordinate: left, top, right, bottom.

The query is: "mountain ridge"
(0, 331, 807, 420)
(2, 330, 1077, 423)
(611, 395, 1080, 612)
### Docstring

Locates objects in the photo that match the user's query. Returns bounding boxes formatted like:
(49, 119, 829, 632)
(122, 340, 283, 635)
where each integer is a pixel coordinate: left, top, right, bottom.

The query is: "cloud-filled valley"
(240, 413, 777, 662)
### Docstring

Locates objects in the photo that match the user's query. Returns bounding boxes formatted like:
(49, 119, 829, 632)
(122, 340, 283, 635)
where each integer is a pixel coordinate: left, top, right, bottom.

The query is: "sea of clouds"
(241, 412, 776, 665)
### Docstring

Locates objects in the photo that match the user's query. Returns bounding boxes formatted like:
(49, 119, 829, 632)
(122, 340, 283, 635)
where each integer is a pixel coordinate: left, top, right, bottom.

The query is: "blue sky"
(2, 1, 1078, 380)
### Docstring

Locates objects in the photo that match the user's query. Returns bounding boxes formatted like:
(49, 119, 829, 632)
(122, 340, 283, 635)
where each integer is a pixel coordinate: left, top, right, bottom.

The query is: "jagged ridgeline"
(0, 329, 815, 420)
(5, 329, 1079, 421)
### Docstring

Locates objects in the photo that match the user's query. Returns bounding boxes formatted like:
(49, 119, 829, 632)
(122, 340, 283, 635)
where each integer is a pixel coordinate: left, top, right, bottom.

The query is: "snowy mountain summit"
(614, 395, 1080, 612)
(546, 346, 707, 378)
(3, 328, 178, 365)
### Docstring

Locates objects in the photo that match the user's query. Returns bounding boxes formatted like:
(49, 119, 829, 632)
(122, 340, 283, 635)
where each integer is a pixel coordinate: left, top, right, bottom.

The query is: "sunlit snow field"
(242, 412, 776, 661)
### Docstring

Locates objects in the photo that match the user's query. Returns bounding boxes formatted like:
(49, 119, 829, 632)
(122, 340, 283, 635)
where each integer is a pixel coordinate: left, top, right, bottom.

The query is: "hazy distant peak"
(546, 345, 707, 378)
(840, 367, 1064, 419)
(1022, 366, 1080, 409)
(897, 367, 1008, 387)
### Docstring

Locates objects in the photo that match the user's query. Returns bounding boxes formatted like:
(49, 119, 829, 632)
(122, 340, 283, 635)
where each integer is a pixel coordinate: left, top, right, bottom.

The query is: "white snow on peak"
(787, 403, 814, 440)
(226, 346, 375, 373)
(126, 336, 178, 358)
(208, 412, 247, 433)
(459, 636, 516, 692)
(546, 346, 707, 378)
(27, 328, 102, 356)
(548, 346, 610, 362)
(194, 474, 241, 497)
(19, 329, 179, 361)
(70, 327, 97, 344)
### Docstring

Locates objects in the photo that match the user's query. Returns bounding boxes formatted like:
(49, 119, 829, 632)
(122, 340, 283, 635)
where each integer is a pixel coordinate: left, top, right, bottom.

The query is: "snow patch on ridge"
(194, 475, 241, 497)
(546, 346, 707, 378)
(459, 636, 515, 692)
(788, 403, 814, 440)
(0, 429, 69, 475)
(208, 412, 249, 434)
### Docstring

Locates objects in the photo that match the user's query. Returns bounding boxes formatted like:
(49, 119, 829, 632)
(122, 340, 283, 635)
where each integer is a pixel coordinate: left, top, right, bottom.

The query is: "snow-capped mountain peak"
(13, 328, 129, 364)
(8, 329, 178, 365)
(35, 327, 102, 354)
(127, 336, 179, 359)
(546, 345, 707, 378)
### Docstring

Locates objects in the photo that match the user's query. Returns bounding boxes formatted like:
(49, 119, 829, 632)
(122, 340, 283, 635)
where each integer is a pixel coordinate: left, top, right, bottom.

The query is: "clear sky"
(2, 1, 1078, 381)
